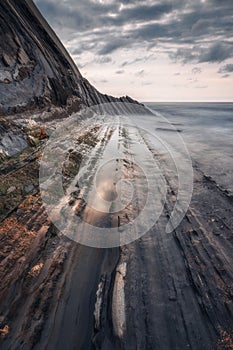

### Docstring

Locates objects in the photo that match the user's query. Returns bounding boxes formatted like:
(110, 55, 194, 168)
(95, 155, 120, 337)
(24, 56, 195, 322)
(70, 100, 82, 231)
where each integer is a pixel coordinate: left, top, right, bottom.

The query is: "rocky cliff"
(0, 0, 138, 115)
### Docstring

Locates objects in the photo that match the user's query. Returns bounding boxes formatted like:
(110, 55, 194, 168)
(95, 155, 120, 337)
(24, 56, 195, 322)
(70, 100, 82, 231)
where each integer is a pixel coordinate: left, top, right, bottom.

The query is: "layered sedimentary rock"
(0, 0, 138, 115)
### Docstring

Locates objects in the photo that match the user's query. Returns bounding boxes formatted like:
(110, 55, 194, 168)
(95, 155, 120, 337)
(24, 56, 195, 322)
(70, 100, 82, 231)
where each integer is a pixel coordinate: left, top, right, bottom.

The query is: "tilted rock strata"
(0, 0, 140, 115)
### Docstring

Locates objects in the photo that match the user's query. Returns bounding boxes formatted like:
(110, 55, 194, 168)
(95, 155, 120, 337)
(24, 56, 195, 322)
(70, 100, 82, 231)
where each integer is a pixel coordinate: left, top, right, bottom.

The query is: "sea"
(141, 102, 233, 193)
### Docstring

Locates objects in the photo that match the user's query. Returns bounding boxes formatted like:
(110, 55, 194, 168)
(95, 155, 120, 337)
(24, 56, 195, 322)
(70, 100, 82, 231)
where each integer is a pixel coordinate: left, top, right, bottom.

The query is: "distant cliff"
(0, 0, 139, 115)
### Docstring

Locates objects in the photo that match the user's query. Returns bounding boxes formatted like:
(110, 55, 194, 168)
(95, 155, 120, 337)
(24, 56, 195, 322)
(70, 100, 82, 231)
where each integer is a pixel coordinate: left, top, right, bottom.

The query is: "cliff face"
(0, 0, 137, 115)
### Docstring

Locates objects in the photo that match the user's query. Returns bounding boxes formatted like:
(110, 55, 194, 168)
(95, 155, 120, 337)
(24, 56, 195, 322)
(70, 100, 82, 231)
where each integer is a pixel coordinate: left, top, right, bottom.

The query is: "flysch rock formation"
(0, 0, 140, 116)
(1, 2, 232, 350)
(0, 0, 149, 165)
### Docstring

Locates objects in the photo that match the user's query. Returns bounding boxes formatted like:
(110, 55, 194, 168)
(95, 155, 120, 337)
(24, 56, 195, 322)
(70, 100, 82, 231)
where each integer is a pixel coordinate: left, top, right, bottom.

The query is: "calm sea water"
(142, 102, 233, 192)
(146, 102, 233, 128)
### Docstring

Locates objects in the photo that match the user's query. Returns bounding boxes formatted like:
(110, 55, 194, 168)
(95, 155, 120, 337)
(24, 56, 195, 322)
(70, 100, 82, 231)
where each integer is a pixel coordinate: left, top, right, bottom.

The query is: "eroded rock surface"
(0, 115, 232, 350)
(0, 0, 139, 115)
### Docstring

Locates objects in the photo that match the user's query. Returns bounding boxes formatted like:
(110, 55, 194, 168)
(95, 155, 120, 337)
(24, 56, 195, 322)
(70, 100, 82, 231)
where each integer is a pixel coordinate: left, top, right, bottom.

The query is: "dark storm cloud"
(170, 42, 233, 64)
(111, 3, 173, 24)
(218, 63, 233, 73)
(97, 38, 133, 55)
(35, 0, 233, 64)
(199, 42, 233, 63)
(35, 0, 172, 29)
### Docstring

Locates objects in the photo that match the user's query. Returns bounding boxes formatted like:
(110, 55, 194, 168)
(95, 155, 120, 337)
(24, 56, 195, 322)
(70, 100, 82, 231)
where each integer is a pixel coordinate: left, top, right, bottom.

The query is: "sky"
(34, 0, 233, 102)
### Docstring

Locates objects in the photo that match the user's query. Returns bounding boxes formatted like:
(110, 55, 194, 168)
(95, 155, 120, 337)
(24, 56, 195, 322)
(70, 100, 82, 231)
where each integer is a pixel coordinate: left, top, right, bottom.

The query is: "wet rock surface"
(0, 114, 232, 350)
(0, 2, 232, 350)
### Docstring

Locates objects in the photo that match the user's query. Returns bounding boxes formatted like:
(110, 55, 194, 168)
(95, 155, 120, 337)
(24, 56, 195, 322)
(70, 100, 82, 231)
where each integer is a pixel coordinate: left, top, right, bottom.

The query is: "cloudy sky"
(35, 0, 233, 102)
